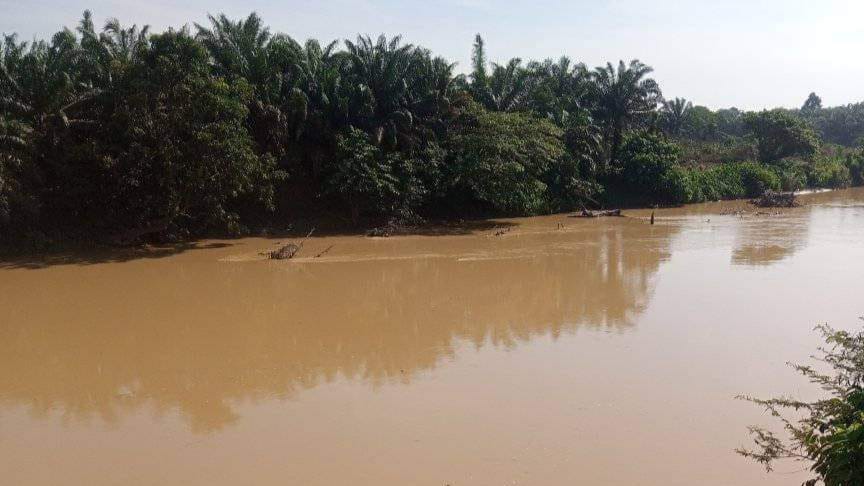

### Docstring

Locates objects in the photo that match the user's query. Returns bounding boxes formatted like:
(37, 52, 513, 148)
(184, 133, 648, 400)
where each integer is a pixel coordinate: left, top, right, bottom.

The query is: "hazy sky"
(3, 0, 863, 110)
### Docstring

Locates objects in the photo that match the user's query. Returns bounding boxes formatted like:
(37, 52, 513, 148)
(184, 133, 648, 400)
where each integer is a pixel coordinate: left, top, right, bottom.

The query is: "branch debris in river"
(263, 228, 315, 260)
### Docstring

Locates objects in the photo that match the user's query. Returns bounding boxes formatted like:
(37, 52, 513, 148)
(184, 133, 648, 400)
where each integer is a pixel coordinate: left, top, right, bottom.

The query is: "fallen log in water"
(750, 191, 798, 208)
(268, 243, 301, 260)
(577, 208, 622, 218)
(264, 228, 315, 260)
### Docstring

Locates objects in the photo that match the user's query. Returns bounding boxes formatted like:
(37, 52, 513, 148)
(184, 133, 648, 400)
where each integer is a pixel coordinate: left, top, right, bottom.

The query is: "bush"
(605, 133, 783, 205)
(771, 159, 809, 192)
(670, 161, 781, 204)
(613, 131, 687, 204)
(738, 323, 864, 485)
(446, 103, 577, 215)
(1, 30, 283, 243)
(737, 162, 782, 197)
(702, 162, 780, 199)
(325, 128, 441, 223)
(846, 151, 864, 186)
(657, 165, 695, 205)
(808, 157, 852, 189)
(106, 33, 282, 237)
(744, 109, 820, 163)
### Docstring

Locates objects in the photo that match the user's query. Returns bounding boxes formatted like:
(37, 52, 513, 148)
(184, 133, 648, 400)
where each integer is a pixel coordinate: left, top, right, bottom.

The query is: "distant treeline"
(1, 12, 863, 248)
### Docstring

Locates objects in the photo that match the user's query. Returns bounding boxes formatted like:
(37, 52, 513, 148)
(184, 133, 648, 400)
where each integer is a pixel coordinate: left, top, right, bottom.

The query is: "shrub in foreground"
(738, 322, 864, 486)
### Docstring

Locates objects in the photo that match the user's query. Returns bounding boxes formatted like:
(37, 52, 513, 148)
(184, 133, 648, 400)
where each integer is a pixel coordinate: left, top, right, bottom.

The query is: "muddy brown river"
(2, 188, 863, 485)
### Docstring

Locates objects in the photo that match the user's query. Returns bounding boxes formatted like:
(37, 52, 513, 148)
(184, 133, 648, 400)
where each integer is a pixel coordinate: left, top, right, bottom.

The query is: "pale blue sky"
(3, 0, 863, 110)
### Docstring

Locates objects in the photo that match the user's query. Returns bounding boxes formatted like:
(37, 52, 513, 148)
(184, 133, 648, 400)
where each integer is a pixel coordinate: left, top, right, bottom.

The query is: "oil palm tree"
(196, 14, 312, 155)
(276, 37, 348, 178)
(410, 54, 457, 128)
(0, 28, 98, 229)
(467, 34, 489, 106)
(194, 13, 276, 87)
(466, 35, 530, 112)
(77, 10, 149, 91)
(342, 34, 422, 148)
(525, 56, 591, 124)
(0, 31, 92, 135)
(589, 59, 662, 169)
(661, 97, 692, 136)
(485, 58, 529, 112)
(284, 38, 348, 136)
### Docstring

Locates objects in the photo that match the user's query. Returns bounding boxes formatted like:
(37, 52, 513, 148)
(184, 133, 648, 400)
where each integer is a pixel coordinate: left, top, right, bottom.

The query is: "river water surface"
(2, 188, 864, 485)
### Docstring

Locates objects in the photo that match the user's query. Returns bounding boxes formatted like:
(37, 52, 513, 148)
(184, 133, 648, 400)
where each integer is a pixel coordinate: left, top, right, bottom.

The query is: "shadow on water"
(393, 219, 519, 237)
(0, 221, 520, 270)
(0, 219, 679, 433)
(260, 218, 520, 239)
(0, 242, 235, 270)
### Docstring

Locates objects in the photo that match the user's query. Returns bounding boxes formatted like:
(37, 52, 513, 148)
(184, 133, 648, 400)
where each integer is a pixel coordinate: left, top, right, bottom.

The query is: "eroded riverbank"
(2, 188, 863, 485)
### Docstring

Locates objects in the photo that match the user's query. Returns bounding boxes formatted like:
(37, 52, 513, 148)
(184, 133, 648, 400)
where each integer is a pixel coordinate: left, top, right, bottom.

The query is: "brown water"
(2, 189, 863, 486)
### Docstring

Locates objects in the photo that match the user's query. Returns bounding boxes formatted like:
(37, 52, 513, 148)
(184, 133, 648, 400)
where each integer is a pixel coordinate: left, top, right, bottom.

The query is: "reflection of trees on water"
(730, 212, 811, 267)
(0, 221, 677, 433)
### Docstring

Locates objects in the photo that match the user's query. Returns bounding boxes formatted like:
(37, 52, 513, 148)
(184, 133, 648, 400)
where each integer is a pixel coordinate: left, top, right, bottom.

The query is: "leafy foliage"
(446, 102, 580, 214)
(613, 131, 683, 204)
(2, 11, 864, 248)
(326, 127, 440, 223)
(745, 109, 820, 163)
(738, 323, 864, 486)
(589, 60, 662, 168)
(808, 156, 852, 189)
(660, 97, 691, 136)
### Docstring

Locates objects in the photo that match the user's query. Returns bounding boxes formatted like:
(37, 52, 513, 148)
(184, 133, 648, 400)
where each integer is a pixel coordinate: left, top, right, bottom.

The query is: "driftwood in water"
(578, 208, 622, 218)
(314, 245, 334, 258)
(751, 191, 798, 208)
(265, 228, 315, 260)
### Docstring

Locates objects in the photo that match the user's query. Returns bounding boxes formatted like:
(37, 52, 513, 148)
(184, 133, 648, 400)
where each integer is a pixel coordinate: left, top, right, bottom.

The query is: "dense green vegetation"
(2, 11, 864, 247)
(738, 323, 864, 485)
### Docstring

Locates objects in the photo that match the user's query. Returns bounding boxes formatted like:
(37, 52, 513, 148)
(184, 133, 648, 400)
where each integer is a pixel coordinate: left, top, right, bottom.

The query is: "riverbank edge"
(0, 187, 843, 259)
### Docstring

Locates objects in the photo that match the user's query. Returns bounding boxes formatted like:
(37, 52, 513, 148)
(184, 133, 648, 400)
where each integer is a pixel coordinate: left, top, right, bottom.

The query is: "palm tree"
(0, 31, 91, 134)
(194, 13, 276, 88)
(525, 56, 591, 124)
(589, 59, 662, 168)
(466, 35, 529, 112)
(661, 97, 692, 136)
(342, 34, 423, 147)
(195, 14, 316, 156)
(416, 54, 457, 110)
(283, 38, 347, 137)
(275, 37, 348, 178)
(0, 26, 99, 229)
(468, 34, 489, 106)
(485, 58, 529, 112)
(77, 10, 149, 89)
